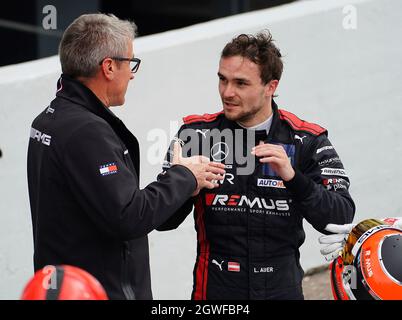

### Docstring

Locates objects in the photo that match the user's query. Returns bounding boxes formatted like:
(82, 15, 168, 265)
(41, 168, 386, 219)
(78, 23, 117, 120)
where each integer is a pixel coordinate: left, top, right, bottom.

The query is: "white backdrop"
(0, 0, 401, 299)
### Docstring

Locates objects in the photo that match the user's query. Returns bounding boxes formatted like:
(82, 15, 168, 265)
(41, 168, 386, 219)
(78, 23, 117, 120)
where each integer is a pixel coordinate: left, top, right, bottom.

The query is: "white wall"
(0, 0, 401, 299)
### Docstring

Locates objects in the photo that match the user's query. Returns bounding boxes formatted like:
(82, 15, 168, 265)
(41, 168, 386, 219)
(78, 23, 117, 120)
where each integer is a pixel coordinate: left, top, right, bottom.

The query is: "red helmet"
(21, 265, 108, 300)
(330, 219, 402, 300)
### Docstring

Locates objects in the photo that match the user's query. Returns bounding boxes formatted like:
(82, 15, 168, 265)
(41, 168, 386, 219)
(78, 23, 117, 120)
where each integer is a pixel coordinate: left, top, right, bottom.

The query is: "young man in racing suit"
(158, 31, 355, 300)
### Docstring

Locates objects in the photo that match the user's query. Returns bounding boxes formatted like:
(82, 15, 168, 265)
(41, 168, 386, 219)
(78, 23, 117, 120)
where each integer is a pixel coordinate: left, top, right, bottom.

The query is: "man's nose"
(222, 83, 235, 98)
(130, 73, 135, 80)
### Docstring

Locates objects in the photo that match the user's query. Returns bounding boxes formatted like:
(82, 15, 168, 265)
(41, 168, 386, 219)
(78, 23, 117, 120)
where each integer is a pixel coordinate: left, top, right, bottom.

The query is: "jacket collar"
(267, 99, 280, 140)
(56, 74, 120, 125)
(56, 74, 140, 175)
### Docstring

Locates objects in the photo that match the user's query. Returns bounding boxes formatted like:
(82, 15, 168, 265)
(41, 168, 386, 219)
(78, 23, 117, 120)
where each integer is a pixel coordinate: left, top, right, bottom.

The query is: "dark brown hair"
(221, 30, 283, 84)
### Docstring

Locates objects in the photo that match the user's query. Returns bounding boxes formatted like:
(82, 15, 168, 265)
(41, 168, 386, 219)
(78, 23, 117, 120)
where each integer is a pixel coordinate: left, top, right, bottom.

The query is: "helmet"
(21, 265, 108, 300)
(330, 219, 402, 300)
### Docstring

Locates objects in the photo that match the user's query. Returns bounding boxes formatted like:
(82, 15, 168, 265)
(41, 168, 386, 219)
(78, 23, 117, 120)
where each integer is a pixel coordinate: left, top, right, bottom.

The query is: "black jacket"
(158, 102, 355, 299)
(27, 75, 196, 299)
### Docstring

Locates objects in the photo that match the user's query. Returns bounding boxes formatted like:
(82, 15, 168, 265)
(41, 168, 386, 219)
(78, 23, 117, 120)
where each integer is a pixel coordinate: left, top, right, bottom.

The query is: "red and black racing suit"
(158, 101, 355, 300)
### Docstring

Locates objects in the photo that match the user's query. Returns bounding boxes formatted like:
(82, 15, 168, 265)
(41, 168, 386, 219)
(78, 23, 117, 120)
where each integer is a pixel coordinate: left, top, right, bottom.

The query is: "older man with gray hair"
(27, 13, 224, 300)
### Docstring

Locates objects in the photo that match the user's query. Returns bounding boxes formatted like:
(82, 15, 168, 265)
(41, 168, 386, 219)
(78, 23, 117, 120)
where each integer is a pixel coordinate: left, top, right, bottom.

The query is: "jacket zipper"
(121, 242, 136, 300)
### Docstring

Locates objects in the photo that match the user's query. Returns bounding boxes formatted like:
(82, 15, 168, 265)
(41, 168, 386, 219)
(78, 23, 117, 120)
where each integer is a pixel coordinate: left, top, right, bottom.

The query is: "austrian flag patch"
(228, 262, 240, 272)
(99, 162, 118, 176)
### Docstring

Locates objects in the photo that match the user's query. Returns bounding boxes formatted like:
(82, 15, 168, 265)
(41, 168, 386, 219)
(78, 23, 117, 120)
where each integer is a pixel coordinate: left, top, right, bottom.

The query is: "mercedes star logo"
(211, 142, 229, 162)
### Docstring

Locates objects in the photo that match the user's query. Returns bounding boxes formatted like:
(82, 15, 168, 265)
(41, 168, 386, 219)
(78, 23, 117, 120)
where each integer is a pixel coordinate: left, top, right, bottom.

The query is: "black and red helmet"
(330, 219, 402, 300)
(21, 265, 108, 300)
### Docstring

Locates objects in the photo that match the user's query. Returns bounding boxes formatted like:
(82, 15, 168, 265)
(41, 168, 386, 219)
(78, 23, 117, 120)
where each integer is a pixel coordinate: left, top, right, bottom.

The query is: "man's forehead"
(219, 56, 260, 77)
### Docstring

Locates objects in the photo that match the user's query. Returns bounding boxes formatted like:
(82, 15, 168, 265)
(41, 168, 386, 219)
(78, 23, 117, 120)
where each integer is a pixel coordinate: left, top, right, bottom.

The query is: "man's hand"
(318, 223, 355, 261)
(251, 142, 295, 181)
(172, 142, 225, 196)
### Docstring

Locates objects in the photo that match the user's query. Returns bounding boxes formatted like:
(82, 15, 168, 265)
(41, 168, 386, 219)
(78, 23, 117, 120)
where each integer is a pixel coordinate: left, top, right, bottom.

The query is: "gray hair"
(59, 13, 137, 78)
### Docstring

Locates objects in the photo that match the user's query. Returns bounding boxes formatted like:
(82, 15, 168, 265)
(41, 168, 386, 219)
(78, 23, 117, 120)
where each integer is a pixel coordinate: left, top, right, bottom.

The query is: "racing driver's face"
(218, 55, 278, 127)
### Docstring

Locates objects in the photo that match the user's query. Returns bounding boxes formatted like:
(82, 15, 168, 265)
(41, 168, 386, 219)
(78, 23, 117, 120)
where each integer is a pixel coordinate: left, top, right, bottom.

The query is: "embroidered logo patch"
(99, 163, 118, 176)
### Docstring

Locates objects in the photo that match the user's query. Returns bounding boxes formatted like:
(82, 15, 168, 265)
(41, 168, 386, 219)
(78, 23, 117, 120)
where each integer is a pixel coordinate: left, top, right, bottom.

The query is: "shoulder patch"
(183, 111, 224, 125)
(279, 109, 326, 136)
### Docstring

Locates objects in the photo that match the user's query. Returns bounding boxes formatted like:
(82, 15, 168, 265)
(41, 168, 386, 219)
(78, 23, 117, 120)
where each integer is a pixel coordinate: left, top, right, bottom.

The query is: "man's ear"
(265, 79, 279, 97)
(100, 58, 115, 80)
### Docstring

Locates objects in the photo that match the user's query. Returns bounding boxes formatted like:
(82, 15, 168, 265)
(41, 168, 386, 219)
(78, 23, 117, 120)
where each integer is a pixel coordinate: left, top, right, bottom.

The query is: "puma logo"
(212, 259, 224, 271)
(295, 135, 306, 144)
(196, 129, 209, 138)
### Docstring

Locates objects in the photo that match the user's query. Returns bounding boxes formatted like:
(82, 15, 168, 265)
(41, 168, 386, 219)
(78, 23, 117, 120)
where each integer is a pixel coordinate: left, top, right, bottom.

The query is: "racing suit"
(158, 101, 355, 299)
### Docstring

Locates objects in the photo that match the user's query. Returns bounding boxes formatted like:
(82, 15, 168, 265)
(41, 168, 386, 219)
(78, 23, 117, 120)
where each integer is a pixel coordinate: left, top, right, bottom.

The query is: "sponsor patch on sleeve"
(323, 178, 349, 191)
(320, 167, 348, 177)
(316, 145, 334, 154)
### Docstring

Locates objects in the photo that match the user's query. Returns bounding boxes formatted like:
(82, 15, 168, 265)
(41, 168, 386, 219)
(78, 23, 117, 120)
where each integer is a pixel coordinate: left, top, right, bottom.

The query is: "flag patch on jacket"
(99, 163, 118, 176)
(228, 261, 240, 272)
